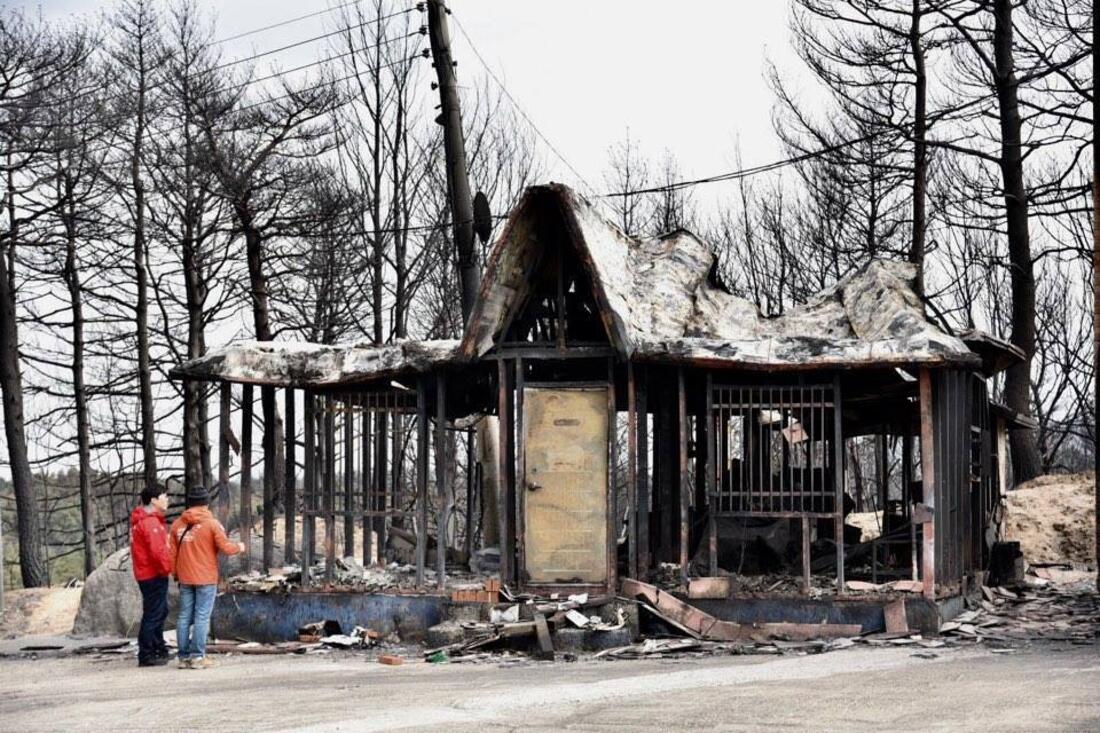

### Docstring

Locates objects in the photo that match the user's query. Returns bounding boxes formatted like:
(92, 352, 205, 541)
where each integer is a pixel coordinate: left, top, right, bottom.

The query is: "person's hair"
(140, 486, 165, 506)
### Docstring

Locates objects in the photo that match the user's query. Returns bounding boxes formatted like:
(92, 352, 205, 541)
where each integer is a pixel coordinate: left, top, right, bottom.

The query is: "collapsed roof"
(462, 184, 986, 370)
(173, 183, 1016, 387)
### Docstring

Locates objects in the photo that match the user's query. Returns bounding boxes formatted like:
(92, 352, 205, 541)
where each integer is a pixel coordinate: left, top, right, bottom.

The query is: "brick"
(377, 655, 404, 666)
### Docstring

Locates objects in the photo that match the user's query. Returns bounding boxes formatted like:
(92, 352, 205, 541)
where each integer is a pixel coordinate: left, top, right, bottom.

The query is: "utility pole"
(426, 0, 479, 324)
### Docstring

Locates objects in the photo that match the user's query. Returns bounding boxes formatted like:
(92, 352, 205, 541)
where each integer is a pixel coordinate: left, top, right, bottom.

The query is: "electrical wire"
(599, 131, 883, 198)
(212, 0, 387, 46)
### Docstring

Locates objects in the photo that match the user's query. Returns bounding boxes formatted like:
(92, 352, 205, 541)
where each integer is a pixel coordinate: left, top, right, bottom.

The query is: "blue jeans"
(177, 584, 217, 660)
(137, 577, 169, 663)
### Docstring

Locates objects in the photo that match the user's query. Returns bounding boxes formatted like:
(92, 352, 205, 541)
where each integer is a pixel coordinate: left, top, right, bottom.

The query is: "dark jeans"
(137, 576, 169, 663)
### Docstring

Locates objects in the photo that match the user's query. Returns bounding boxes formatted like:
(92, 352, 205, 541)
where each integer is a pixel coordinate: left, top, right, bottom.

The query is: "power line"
(212, 0, 382, 46)
(449, 13, 595, 195)
(599, 131, 884, 198)
(210, 7, 418, 74)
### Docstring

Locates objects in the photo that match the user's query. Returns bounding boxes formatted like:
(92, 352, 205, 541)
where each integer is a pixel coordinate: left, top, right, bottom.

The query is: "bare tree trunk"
(908, 0, 928, 294)
(62, 197, 95, 575)
(131, 60, 157, 492)
(992, 0, 1042, 482)
(1, 171, 47, 587)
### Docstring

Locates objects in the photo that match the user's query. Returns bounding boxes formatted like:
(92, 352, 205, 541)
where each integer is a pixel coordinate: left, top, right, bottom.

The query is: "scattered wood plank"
(534, 613, 554, 660)
(884, 599, 908, 634)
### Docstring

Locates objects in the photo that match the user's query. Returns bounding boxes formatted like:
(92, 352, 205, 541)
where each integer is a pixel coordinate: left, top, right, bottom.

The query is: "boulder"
(73, 533, 283, 637)
(72, 547, 179, 637)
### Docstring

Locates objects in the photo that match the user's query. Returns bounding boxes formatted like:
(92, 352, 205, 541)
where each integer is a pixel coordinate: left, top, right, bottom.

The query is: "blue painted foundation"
(687, 594, 948, 634)
(211, 591, 448, 643)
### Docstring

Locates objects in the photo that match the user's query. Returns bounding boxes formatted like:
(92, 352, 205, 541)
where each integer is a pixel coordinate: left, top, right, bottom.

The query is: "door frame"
(517, 376, 615, 592)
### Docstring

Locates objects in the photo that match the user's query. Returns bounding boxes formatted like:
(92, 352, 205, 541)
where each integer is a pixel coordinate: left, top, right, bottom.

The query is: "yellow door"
(523, 386, 608, 584)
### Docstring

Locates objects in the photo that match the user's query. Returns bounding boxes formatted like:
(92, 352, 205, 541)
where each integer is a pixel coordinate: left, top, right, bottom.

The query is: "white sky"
(30, 0, 814, 209)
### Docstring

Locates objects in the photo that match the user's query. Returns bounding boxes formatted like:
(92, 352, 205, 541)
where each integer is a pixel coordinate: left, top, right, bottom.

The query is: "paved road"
(1, 643, 1097, 731)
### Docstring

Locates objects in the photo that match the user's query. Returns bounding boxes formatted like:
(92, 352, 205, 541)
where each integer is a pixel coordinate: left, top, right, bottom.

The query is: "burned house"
(172, 183, 1029, 636)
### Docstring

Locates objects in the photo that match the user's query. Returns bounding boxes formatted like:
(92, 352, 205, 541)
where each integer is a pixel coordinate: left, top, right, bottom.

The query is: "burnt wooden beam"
(637, 368, 650, 576)
(496, 359, 513, 585)
(217, 383, 231, 530)
(919, 368, 936, 599)
(705, 372, 717, 575)
(284, 388, 296, 565)
(302, 391, 315, 586)
(361, 397, 372, 566)
(261, 386, 276, 572)
(903, 429, 917, 581)
(464, 427, 475, 562)
(240, 383, 254, 573)
(417, 378, 429, 588)
(833, 375, 845, 594)
(436, 372, 449, 590)
(515, 359, 526, 588)
(324, 395, 335, 585)
(343, 397, 355, 558)
(627, 361, 638, 579)
(678, 367, 689, 585)
(607, 358, 618, 591)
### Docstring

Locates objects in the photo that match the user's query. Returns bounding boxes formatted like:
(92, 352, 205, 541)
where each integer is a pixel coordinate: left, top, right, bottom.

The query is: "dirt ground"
(1006, 473, 1096, 566)
(0, 642, 1097, 732)
(0, 588, 82, 640)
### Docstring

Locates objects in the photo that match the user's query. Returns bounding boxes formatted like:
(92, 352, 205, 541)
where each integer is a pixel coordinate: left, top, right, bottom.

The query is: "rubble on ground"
(224, 556, 482, 593)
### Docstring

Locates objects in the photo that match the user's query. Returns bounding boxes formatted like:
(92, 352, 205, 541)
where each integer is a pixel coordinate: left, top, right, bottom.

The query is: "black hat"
(185, 485, 210, 506)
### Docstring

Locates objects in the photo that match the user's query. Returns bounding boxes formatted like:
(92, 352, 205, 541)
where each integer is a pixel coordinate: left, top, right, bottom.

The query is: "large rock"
(72, 534, 283, 637)
(72, 547, 178, 637)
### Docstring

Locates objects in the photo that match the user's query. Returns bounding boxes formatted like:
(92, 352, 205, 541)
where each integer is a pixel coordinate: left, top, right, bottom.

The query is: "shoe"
(190, 656, 215, 669)
(177, 658, 192, 670)
(138, 657, 169, 667)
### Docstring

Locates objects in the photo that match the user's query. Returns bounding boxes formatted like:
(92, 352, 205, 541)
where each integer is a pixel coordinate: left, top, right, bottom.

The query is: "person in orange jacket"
(130, 486, 172, 667)
(169, 485, 245, 670)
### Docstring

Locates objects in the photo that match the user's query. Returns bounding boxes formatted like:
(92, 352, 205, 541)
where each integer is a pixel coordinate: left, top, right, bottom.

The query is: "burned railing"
(707, 378, 845, 591)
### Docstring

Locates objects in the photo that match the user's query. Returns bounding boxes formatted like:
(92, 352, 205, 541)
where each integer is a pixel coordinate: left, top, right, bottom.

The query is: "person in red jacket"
(130, 486, 172, 667)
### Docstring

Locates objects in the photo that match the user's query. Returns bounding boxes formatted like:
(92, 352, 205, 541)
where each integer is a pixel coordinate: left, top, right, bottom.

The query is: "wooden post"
(367, 400, 376, 563)
(324, 396, 335, 585)
(607, 358, 618, 591)
(705, 373, 717, 575)
(436, 372, 449, 590)
(515, 359, 525, 588)
(801, 516, 811, 595)
(217, 383, 231, 529)
(416, 378, 429, 588)
(302, 391, 315, 586)
(464, 428, 475, 561)
(637, 367, 650, 577)
(343, 398, 355, 558)
(284, 388, 296, 564)
(833, 375, 845, 593)
(240, 384, 253, 573)
(497, 359, 513, 585)
(903, 429, 917, 581)
(918, 369, 937, 599)
(261, 386, 276, 572)
(627, 362, 638, 579)
(678, 368, 689, 585)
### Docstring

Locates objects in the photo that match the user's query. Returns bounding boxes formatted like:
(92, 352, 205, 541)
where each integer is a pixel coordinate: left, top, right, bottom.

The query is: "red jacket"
(130, 506, 172, 582)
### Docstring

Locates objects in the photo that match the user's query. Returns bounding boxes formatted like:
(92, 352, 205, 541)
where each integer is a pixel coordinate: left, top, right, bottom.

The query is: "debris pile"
(225, 557, 480, 593)
(425, 591, 634, 662)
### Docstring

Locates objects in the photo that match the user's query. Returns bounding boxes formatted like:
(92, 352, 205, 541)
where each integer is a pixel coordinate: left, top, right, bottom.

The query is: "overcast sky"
(28, 0, 816, 210)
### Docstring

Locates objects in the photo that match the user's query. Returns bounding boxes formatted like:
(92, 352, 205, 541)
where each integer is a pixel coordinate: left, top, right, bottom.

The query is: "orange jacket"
(169, 506, 241, 585)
